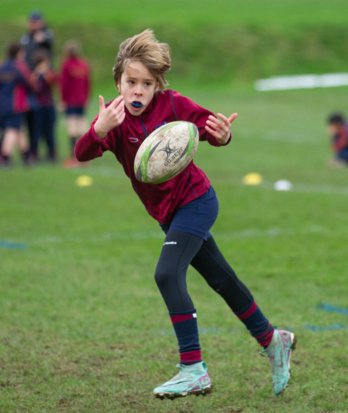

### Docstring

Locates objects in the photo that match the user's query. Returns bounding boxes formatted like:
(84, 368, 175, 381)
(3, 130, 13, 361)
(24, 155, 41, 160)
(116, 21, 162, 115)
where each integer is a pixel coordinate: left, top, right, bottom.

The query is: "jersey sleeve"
(170, 90, 231, 147)
(75, 116, 118, 161)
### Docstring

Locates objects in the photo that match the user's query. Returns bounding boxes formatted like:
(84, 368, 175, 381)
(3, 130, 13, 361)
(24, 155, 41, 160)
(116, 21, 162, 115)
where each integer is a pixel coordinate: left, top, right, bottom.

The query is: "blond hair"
(113, 29, 171, 90)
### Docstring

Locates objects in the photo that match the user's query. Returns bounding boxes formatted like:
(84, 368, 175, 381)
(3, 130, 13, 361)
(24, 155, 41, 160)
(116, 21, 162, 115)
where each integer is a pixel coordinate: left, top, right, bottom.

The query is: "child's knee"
(154, 264, 177, 290)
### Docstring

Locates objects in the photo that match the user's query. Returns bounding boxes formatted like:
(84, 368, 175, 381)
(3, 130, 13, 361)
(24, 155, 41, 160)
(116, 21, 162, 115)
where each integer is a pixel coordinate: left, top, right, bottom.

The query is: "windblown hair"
(113, 29, 171, 90)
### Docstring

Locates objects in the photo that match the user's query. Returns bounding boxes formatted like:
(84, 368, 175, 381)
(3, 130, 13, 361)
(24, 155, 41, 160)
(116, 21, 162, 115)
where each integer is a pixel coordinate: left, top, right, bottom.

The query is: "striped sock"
(236, 301, 274, 348)
(170, 310, 202, 365)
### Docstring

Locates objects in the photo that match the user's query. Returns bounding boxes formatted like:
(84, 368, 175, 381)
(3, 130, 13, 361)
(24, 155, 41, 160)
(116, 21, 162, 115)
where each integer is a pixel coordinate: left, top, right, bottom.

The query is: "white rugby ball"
(134, 121, 199, 184)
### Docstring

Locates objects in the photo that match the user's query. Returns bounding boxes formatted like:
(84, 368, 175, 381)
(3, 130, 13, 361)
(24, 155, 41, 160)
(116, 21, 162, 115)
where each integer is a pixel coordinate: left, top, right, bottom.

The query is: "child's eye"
(144, 82, 153, 87)
(127, 80, 135, 85)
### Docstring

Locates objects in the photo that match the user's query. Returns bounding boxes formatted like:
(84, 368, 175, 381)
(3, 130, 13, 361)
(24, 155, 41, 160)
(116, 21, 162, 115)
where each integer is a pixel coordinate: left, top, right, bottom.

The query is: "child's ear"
(115, 81, 120, 93)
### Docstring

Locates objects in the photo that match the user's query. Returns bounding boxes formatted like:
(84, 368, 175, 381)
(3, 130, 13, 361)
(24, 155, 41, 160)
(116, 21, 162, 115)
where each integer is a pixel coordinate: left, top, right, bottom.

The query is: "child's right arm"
(94, 95, 125, 138)
(75, 95, 125, 162)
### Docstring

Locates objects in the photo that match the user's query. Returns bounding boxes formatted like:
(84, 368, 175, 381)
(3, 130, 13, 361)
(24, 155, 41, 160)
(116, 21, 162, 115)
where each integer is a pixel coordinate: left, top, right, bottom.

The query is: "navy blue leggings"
(155, 230, 254, 314)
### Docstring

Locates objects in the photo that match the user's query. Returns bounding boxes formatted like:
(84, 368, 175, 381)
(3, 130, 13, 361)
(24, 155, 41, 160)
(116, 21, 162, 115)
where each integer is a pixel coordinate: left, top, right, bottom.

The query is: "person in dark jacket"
(0, 43, 33, 166)
(20, 11, 54, 69)
(20, 11, 54, 161)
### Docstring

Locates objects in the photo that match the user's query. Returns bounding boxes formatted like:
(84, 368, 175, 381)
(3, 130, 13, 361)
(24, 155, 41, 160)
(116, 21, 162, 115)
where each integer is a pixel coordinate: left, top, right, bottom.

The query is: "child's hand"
(94, 95, 125, 138)
(205, 112, 238, 144)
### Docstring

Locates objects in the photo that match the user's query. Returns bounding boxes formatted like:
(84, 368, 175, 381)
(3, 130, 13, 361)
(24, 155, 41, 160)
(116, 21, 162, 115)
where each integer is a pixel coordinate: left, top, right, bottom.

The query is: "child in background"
(59, 40, 90, 167)
(327, 113, 348, 166)
(75, 30, 296, 398)
(31, 53, 57, 162)
(0, 43, 33, 166)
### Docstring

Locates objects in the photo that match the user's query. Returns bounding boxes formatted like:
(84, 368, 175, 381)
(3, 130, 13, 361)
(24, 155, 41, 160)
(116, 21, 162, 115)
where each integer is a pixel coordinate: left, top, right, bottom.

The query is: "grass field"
(1, 0, 348, 26)
(1, 85, 348, 413)
(1, 1, 348, 412)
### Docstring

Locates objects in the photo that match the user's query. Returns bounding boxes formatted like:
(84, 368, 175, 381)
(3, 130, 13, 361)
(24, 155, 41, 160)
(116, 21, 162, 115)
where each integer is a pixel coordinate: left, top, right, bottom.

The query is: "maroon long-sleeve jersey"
(59, 57, 90, 107)
(75, 89, 231, 224)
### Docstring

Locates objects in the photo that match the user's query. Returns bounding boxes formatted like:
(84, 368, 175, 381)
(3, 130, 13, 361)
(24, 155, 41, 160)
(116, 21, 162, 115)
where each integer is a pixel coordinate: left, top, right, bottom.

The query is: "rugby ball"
(134, 121, 199, 184)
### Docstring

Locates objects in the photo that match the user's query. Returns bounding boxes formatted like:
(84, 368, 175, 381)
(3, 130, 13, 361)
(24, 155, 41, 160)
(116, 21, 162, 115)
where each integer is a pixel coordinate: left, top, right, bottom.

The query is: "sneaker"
(153, 361, 212, 399)
(265, 329, 297, 395)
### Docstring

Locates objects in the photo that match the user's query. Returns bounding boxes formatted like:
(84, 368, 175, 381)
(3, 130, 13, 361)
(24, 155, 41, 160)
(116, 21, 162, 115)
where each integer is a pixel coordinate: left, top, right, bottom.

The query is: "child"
(0, 43, 33, 166)
(31, 53, 57, 162)
(59, 40, 90, 167)
(20, 11, 54, 159)
(75, 30, 296, 398)
(327, 113, 348, 166)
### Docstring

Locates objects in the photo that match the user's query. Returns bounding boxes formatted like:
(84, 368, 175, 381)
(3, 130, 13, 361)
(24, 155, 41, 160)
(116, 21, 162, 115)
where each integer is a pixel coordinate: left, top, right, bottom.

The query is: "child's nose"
(134, 86, 143, 96)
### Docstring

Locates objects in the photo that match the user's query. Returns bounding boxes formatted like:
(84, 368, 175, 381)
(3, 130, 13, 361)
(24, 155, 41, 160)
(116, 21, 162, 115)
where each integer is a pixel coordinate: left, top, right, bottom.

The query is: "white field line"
(258, 181, 348, 196)
(28, 225, 346, 246)
(255, 73, 348, 91)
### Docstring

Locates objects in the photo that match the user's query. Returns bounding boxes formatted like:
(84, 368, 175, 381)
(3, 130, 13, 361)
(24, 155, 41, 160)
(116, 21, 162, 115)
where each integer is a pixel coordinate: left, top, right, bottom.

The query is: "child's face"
(329, 123, 343, 136)
(117, 60, 158, 116)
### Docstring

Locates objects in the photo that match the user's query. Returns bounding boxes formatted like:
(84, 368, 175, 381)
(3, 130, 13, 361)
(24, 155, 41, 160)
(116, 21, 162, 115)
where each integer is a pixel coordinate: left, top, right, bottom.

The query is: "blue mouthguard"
(131, 101, 143, 108)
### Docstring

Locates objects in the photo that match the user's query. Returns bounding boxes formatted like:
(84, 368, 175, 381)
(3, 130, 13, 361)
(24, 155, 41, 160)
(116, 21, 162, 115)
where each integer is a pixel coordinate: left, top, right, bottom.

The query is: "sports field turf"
(1, 1, 348, 411)
(1, 85, 348, 412)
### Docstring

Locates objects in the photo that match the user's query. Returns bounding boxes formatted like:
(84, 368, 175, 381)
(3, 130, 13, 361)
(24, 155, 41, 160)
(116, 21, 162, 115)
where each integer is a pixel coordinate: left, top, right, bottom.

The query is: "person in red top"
(59, 40, 90, 167)
(75, 30, 296, 398)
(327, 113, 348, 166)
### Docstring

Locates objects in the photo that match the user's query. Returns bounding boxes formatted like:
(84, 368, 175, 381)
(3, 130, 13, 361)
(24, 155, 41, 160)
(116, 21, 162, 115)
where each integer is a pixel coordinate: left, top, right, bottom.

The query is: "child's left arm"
(205, 113, 238, 145)
(170, 91, 238, 147)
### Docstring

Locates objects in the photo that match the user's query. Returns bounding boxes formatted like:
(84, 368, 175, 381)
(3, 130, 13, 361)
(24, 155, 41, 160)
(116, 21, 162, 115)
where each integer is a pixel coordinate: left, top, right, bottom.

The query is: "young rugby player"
(75, 29, 296, 398)
(0, 43, 33, 166)
(60, 40, 90, 167)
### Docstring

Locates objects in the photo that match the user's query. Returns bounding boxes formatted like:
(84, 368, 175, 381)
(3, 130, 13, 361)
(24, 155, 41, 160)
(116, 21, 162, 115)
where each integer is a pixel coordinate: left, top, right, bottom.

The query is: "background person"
(31, 53, 58, 162)
(59, 40, 90, 167)
(20, 11, 54, 69)
(327, 113, 348, 166)
(0, 43, 33, 166)
(20, 11, 54, 162)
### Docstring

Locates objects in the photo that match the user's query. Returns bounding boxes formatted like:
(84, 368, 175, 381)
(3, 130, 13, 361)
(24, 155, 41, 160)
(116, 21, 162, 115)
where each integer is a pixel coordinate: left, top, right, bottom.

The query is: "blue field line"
(152, 324, 348, 336)
(304, 324, 348, 332)
(318, 303, 348, 316)
(0, 240, 27, 250)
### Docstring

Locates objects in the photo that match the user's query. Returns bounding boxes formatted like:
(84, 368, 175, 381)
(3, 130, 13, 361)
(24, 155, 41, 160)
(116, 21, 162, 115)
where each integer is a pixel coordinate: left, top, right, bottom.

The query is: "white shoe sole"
(154, 384, 212, 399)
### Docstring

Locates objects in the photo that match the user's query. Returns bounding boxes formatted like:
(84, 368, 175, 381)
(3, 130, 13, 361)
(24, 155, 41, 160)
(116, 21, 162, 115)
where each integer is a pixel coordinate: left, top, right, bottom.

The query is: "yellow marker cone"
(76, 175, 93, 187)
(242, 172, 263, 186)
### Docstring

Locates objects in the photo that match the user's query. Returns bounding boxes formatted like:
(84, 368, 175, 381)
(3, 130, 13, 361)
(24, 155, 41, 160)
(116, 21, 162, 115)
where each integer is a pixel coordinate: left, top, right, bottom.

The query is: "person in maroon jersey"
(75, 30, 296, 398)
(31, 53, 58, 162)
(0, 43, 33, 166)
(59, 40, 90, 167)
(327, 113, 348, 166)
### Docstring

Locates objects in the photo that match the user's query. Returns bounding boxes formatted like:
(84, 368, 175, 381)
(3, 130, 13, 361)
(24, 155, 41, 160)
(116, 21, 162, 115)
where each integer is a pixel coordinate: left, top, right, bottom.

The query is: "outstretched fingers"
(228, 113, 238, 123)
(205, 114, 230, 138)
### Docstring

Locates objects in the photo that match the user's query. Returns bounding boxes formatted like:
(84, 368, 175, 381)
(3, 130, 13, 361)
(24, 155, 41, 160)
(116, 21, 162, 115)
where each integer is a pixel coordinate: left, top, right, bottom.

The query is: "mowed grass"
(1, 86, 348, 413)
(1, 0, 348, 27)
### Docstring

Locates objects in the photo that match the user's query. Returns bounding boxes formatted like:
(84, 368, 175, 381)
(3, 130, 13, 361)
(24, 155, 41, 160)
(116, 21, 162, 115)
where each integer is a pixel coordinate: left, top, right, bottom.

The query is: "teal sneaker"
(265, 329, 297, 395)
(153, 361, 212, 399)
